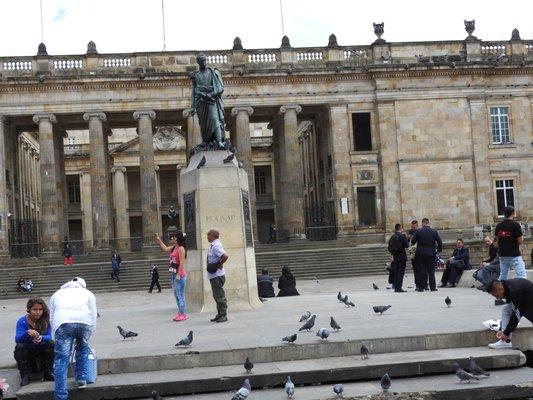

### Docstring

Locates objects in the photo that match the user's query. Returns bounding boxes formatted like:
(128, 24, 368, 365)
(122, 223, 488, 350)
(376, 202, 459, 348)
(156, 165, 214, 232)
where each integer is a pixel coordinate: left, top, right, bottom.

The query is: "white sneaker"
(483, 319, 501, 331)
(488, 339, 512, 349)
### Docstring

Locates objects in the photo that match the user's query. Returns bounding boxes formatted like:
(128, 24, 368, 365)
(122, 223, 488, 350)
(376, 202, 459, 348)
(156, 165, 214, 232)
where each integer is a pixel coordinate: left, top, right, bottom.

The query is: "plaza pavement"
(0, 271, 524, 370)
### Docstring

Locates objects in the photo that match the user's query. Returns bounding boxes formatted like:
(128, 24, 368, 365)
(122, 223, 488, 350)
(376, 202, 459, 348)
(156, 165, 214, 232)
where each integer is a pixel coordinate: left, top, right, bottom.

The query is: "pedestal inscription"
(183, 191, 197, 250)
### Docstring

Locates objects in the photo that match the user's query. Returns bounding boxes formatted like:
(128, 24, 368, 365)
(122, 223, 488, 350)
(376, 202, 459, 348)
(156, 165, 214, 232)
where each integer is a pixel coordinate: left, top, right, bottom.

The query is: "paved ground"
(0, 271, 522, 370)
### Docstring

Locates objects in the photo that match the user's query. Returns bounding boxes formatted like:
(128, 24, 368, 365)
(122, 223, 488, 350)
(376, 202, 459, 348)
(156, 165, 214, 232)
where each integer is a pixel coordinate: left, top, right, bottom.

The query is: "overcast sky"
(0, 0, 532, 56)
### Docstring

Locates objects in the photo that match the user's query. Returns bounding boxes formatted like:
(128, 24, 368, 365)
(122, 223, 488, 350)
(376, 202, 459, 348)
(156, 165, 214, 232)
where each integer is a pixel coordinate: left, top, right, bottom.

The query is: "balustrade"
(3, 60, 32, 71)
(247, 52, 277, 63)
(104, 58, 132, 68)
(296, 50, 324, 62)
(53, 59, 84, 70)
(481, 43, 507, 56)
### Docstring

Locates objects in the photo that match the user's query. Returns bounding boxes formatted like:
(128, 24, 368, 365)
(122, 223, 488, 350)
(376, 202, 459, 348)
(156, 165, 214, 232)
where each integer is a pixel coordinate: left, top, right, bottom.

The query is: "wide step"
(15, 347, 525, 400)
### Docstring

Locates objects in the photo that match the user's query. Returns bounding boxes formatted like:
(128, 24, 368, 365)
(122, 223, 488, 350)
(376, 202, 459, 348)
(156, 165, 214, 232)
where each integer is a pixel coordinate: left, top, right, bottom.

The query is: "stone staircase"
(0, 249, 170, 299)
(13, 329, 532, 400)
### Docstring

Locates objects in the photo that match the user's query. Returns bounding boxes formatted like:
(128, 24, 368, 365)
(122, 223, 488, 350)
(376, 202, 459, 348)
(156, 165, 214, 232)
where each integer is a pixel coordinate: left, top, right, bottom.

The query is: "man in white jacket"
(50, 277, 97, 400)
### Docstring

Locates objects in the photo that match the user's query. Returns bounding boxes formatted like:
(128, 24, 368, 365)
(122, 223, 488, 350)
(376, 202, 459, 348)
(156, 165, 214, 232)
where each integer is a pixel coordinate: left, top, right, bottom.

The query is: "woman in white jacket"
(50, 277, 97, 400)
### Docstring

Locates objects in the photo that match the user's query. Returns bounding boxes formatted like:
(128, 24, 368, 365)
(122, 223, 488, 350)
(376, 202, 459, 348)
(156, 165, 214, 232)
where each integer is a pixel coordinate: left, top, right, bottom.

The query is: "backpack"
(388, 234, 402, 255)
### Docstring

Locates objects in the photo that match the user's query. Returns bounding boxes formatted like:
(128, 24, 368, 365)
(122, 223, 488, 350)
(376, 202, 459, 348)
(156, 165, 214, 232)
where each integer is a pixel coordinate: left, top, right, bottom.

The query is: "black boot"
(21, 374, 30, 386)
(14, 344, 31, 386)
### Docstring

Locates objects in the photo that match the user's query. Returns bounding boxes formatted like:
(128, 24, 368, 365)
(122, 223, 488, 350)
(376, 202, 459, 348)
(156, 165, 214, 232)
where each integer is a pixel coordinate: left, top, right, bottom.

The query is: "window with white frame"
(495, 179, 515, 217)
(490, 107, 510, 144)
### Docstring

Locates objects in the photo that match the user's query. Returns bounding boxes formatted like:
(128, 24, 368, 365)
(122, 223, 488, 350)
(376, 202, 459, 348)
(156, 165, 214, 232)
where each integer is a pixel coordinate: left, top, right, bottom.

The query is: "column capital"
(111, 166, 127, 173)
(182, 108, 195, 118)
(176, 164, 183, 170)
(154, 165, 160, 172)
(32, 113, 57, 124)
(133, 110, 156, 121)
(279, 105, 302, 115)
(82, 111, 106, 122)
(231, 106, 254, 117)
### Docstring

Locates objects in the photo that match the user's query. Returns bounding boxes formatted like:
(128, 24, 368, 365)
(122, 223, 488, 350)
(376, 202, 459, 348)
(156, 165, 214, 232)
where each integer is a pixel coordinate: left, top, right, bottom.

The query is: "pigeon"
(244, 356, 254, 373)
(299, 311, 311, 322)
(117, 325, 138, 340)
(342, 295, 355, 307)
(151, 390, 163, 400)
(373, 283, 379, 290)
(223, 153, 235, 163)
(360, 344, 369, 359)
(197, 155, 206, 169)
(316, 328, 330, 340)
(285, 376, 295, 398)
(445, 296, 452, 307)
(452, 362, 479, 383)
(232, 378, 251, 400)
(298, 314, 316, 331)
(469, 357, 490, 377)
(380, 373, 391, 391)
(238, 161, 244, 169)
(333, 383, 344, 397)
(175, 330, 193, 347)
(97, 312, 101, 318)
(337, 291, 343, 302)
(373, 305, 392, 315)
(330, 316, 341, 331)
(282, 333, 297, 344)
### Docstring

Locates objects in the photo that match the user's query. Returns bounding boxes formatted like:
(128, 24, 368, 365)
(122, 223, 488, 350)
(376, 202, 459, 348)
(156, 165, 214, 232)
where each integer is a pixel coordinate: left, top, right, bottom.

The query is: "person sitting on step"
(440, 238, 470, 288)
(257, 269, 275, 298)
(277, 266, 299, 297)
(14, 298, 55, 386)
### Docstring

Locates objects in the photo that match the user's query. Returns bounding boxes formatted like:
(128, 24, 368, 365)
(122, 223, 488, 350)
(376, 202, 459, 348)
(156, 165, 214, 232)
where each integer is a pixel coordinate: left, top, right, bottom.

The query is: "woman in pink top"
(154, 231, 188, 321)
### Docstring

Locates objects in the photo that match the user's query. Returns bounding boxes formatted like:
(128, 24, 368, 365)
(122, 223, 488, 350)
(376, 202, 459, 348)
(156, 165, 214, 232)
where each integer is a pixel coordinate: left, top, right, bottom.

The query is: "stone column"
(56, 131, 69, 239)
(17, 136, 24, 219)
(83, 111, 113, 249)
(0, 116, 10, 255)
(33, 113, 61, 253)
(28, 149, 34, 219)
(279, 105, 306, 239)
(468, 98, 493, 224)
(183, 108, 202, 162)
(133, 110, 160, 241)
(271, 120, 286, 235)
(79, 171, 93, 250)
(231, 106, 257, 238)
(112, 166, 131, 251)
(328, 104, 356, 234)
(154, 165, 162, 234)
(376, 102, 402, 230)
(176, 164, 182, 222)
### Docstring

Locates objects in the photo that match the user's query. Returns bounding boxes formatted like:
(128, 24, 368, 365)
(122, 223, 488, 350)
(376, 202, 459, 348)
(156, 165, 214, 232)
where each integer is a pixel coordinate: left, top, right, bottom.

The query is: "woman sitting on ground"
(277, 266, 299, 297)
(14, 298, 54, 386)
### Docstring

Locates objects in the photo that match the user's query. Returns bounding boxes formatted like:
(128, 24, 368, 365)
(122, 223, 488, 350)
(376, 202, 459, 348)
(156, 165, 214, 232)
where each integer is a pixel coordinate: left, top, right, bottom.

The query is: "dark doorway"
(357, 186, 377, 226)
(129, 216, 143, 251)
(256, 209, 274, 243)
(352, 113, 372, 151)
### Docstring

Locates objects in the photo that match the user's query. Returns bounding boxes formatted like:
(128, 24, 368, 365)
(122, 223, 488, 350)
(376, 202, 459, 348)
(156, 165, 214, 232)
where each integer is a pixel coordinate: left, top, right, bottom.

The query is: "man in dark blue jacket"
(389, 223, 410, 292)
(440, 238, 470, 287)
(411, 218, 443, 291)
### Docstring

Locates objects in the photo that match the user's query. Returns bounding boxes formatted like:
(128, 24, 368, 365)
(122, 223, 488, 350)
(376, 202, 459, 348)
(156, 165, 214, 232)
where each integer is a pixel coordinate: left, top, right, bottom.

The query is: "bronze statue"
(190, 54, 227, 150)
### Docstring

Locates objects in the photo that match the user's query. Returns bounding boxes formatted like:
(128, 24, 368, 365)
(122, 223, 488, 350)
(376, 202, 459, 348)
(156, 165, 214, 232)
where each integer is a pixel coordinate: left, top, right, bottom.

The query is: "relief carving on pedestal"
(153, 126, 186, 151)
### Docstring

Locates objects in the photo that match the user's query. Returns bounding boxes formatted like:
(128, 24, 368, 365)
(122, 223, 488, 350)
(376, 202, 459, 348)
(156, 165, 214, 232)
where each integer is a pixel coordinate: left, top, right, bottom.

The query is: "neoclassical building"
(0, 21, 531, 256)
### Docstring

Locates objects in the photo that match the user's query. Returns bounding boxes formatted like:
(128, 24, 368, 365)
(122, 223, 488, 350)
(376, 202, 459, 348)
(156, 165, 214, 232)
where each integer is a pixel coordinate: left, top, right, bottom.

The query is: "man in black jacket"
(440, 238, 470, 287)
(411, 218, 443, 292)
(487, 279, 533, 349)
(389, 223, 410, 292)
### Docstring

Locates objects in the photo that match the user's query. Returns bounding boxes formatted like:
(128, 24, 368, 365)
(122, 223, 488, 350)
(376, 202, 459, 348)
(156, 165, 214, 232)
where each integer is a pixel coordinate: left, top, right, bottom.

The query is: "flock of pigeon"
(116, 284, 490, 399)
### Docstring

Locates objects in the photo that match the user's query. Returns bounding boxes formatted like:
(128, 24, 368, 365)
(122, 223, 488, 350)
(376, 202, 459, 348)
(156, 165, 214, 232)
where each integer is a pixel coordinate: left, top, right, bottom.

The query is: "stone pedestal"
(180, 150, 261, 313)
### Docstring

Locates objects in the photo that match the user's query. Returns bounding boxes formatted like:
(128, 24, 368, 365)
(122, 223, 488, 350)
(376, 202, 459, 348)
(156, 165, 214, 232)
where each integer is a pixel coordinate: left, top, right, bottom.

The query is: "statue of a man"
(167, 205, 177, 223)
(190, 54, 227, 149)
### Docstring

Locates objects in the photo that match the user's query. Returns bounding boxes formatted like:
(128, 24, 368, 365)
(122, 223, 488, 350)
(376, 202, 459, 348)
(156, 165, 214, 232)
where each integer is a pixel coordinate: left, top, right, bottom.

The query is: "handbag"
(207, 257, 221, 274)
(70, 347, 97, 383)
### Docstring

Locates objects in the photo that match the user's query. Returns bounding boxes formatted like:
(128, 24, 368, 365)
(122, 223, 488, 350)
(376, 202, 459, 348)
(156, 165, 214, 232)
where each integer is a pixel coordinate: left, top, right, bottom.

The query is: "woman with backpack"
(154, 232, 187, 322)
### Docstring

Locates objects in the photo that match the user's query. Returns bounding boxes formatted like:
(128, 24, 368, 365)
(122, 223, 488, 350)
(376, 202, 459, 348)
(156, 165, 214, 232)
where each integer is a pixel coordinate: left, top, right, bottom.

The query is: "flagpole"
(40, 0, 44, 43)
(161, 0, 167, 51)
(279, 0, 285, 36)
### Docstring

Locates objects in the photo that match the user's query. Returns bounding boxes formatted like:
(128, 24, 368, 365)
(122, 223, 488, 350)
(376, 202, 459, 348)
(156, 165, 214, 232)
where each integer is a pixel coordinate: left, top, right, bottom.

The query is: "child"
(149, 265, 161, 293)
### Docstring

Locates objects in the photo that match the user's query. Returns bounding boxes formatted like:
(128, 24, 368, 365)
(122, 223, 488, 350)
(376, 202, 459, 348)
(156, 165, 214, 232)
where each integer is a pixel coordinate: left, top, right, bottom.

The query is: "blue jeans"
(171, 273, 187, 314)
(499, 256, 527, 281)
(54, 323, 93, 400)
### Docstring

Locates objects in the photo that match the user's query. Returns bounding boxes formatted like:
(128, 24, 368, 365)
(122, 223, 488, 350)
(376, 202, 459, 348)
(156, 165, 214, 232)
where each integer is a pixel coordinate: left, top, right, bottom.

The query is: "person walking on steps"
(148, 264, 161, 293)
(206, 229, 229, 323)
